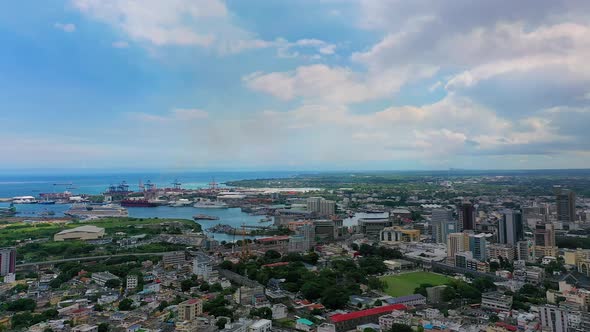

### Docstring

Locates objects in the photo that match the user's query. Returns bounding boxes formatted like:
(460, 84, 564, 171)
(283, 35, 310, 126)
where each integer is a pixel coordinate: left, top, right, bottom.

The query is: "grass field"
(380, 271, 451, 297)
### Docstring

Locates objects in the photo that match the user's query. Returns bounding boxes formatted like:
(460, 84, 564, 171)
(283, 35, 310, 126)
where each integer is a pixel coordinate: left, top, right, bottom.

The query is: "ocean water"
(0, 171, 301, 197)
(0, 171, 297, 242)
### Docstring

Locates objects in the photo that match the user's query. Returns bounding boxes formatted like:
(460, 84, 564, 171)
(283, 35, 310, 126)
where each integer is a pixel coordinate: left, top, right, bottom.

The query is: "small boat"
(259, 217, 272, 223)
(40, 210, 56, 217)
(193, 214, 220, 221)
(169, 199, 193, 207)
(38, 200, 56, 205)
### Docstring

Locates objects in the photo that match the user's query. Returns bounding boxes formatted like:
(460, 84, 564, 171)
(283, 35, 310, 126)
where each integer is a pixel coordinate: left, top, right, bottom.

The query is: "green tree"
(6, 298, 36, 312)
(321, 286, 349, 309)
(264, 250, 282, 260)
(118, 299, 134, 311)
(181, 279, 194, 292)
(389, 323, 412, 332)
(367, 277, 385, 291)
(105, 279, 121, 289)
(250, 307, 272, 319)
(301, 281, 323, 300)
(98, 323, 110, 332)
(216, 317, 228, 330)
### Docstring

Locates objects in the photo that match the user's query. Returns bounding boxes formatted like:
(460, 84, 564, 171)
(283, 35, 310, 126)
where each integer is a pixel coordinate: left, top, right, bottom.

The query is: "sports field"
(380, 271, 451, 297)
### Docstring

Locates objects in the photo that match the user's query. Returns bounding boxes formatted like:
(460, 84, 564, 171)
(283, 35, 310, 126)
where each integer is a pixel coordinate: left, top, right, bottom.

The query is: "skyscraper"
(555, 188, 576, 222)
(458, 203, 476, 231)
(0, 247, 16, 276)
(307, 197, 336, 216)
(534, 223, 557, 257)
(498, 210, 524, 245)
(469, 233, 487, 261)
(432, 208, 457, 244)
(447, 233, 466, 258)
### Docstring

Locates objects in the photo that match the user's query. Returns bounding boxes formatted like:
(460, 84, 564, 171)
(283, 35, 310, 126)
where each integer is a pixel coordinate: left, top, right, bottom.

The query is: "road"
(16, 251, 180, 268)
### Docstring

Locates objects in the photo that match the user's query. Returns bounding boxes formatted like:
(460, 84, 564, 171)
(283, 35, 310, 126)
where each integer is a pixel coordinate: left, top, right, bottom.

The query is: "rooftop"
(330, 304, 406, 323)
(56, 225, 105, 235)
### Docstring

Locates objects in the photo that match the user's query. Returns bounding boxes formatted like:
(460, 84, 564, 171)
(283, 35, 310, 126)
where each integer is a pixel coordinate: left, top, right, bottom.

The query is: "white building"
(540, 305, 568, 332)
(72, 324, 98, 332)
(192, 254, 213, 281)
(481, 292, 513, 311)
(317, 323, 336, 332)
(92, 271, 119, 286)
(271, 303, 288, 320)
(54, 225, 105, 242)
(307, 197, 335, 216)
(126, 275, 138, 290)
(248, 319, 272, 332)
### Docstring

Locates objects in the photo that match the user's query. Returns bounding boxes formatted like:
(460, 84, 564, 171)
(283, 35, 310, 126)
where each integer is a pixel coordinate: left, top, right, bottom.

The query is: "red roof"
(330, 304, 406, 323)
(495, 322, 518, 331)
(262, 262, 290, 268)
(258, 236, 290, 243)
(186, 298, 201, 304)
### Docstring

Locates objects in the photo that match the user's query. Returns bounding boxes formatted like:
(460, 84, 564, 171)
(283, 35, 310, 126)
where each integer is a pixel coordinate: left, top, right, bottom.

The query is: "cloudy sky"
(2, 0, 590, 170)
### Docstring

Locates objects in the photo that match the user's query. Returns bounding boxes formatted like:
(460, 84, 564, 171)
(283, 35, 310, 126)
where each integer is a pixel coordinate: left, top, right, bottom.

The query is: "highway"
(16, 251, 179, 268)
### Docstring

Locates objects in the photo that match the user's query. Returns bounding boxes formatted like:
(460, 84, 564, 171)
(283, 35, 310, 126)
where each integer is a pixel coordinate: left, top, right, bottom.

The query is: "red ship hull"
(120, 200, 157, 207)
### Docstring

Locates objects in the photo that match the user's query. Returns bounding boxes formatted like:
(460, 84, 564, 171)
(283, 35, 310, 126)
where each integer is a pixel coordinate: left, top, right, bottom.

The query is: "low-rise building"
(481, 292, 513, 311)
(296, 318, 314, 332)
(380, 226, 420, 244)
(72, 324, 98, 332)
(91, 271, 119, 286)
(385, 294, 426, 306)
(248, 319, 272, 332)
(271, 304, 287, 320)
(379, 310, 413, 330)
(329, 304, 406, 332)
(54, 226, 105, 241)
(178, 299, 203, 322)
(317, 323, 336, 332)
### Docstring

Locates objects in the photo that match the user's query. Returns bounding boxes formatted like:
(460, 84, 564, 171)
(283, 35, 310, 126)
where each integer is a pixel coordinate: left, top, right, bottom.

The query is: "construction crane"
(172, 179, 182, 190)
(208, 177, 218, 190)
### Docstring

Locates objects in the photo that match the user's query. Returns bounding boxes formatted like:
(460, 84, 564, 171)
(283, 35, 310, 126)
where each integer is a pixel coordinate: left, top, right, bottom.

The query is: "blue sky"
(1, 0, 590, 171)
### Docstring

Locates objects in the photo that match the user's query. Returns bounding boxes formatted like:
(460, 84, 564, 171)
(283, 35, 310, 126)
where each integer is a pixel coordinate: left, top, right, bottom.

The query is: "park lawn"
(380, 271, 451, 297)
(0, 217, 199, 247)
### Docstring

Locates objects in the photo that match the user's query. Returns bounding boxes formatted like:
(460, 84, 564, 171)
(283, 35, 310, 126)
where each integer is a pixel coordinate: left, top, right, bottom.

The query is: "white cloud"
(112, 40, 129, 48)
(244, 64, 436, 104)
(71, 0, 336, 59)
(72, 0, 226, 46)
(54, 22, 76, 32)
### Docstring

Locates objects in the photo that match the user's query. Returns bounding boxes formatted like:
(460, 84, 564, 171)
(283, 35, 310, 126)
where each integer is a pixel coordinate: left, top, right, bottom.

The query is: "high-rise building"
(555, 188, 576, 222)
(540, 305, 568, 332)
(499, 210, 524, 245)
(432, 209, 457, 244)
(535, 223, 558, 258)
(517, 240, 536, 262)
(458, 203, 476, 232)
(469, 233, 487, 261)
(307, 197, 336, 216)
(0, 247, 16, 277)
(447, 233, 466, 258)
(178, 299, 203, 321)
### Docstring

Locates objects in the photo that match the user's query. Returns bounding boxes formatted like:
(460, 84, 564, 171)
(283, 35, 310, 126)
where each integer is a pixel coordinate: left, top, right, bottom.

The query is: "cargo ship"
(193, 199, 228, 209)
(193, 214, 220, 221)
(120, 199, 157, 207)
